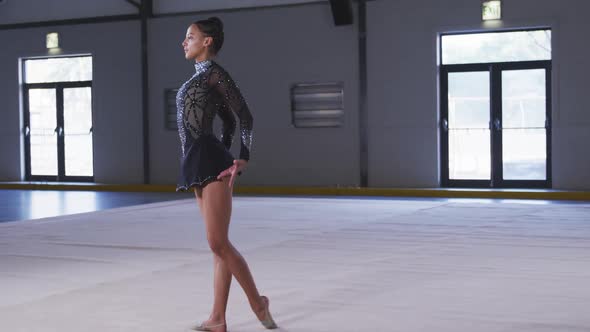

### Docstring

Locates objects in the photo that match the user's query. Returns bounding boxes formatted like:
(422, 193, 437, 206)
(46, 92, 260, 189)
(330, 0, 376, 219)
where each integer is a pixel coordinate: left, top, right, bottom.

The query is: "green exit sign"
(482, 0, 502, 20)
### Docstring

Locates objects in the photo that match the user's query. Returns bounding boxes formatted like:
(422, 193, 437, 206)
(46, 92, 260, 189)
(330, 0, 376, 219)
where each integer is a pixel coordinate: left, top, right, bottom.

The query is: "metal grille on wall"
(164, 88, 178, 130)
(290, 82, 344, 128)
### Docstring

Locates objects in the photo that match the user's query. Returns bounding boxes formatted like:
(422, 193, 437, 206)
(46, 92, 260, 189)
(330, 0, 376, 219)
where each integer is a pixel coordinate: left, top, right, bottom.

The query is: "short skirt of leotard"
(176, 134, 235, 191)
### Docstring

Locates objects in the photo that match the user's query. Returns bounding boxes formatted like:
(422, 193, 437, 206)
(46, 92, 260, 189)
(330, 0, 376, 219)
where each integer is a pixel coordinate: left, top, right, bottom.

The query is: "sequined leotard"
(176, 60, 253, 191)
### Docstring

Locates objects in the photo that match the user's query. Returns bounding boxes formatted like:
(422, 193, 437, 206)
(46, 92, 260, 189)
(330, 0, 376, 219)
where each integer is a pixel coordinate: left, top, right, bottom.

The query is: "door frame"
(440, 60, 552, 188)
(23, 81, 94, 182)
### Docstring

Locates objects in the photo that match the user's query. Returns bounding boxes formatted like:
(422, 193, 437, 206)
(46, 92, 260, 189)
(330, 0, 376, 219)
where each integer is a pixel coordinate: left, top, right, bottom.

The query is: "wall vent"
(164, 88, 178, 130)
(291, 82, 344, 128)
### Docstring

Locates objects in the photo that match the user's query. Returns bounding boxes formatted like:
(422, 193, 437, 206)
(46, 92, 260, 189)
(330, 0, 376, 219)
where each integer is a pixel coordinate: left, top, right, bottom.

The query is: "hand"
(217, 159, 248, 187)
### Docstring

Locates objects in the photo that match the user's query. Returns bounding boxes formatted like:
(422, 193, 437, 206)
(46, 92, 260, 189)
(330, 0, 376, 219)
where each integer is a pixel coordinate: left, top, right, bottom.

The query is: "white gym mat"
(1, 197, 589, 331)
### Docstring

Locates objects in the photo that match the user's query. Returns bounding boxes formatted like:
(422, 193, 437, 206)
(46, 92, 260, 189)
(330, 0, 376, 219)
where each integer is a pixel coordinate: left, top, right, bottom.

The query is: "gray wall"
(152, 0, 322, 14)
(0, 21, 143, 183)
(0, 0, 136, 24)
(1, 0, 589, 190)
(367, 0, 590, 189)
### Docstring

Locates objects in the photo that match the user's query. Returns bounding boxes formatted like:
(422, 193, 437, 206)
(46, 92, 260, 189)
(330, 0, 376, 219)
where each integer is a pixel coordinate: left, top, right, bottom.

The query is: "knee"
(208, 236, 231, 256)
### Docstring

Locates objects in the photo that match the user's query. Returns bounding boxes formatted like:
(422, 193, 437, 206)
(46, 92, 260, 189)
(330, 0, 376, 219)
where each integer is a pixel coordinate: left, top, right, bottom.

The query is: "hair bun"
(207, 17, 224, 32)
(194, 16, 225, 54)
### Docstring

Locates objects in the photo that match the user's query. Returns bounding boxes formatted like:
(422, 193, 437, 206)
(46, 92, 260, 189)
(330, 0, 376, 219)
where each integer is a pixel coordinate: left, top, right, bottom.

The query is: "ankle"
(251, 296, 265, 311)
(208, 313, 226, 324)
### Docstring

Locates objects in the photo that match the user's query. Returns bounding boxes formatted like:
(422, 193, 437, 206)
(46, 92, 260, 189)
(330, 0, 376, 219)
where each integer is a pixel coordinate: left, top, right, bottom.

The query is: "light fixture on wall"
(482, 0, 502, 21)
(46, 32, 59, 49)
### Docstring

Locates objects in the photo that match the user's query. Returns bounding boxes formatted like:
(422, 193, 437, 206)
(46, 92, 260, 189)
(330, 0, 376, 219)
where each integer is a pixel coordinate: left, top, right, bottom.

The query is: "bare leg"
(212, 254, 232, 320)
(195, 188, 232, 331)
(200, 178, 269, 321)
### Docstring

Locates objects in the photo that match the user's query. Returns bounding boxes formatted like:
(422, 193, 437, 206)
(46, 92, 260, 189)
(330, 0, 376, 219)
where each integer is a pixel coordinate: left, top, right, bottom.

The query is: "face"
(182, 24, 212, 61)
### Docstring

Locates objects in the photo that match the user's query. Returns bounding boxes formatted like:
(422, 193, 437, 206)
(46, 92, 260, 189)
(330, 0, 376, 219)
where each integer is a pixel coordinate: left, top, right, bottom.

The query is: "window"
(442, 30, 551, 65)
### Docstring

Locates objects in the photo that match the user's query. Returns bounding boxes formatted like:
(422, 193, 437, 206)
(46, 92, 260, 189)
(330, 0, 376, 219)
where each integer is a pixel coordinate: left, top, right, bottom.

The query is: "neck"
(195, 54, 214, 63)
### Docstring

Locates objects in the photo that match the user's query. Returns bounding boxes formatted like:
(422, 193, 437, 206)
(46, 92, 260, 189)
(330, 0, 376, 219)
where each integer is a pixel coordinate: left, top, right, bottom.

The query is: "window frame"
(22, 55, 94, 182)
(439, 29, 552, 188)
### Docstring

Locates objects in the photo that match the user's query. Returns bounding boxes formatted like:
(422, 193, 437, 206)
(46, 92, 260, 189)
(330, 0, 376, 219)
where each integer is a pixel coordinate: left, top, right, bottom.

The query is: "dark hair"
(194, 17, 224, 54)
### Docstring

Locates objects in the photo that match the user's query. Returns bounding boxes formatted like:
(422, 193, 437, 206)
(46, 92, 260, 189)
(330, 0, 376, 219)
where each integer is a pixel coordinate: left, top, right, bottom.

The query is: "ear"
(203, 36, 213, 48)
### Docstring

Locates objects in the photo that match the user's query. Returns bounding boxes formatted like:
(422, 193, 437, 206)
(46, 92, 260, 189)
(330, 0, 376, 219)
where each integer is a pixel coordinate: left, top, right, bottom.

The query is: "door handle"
(24, 126, 30, 137)
(55, 126, 63, 137)
(441, 118, 448, 131)
(493, 119, 501, 131)
(89, 126, 93, 134)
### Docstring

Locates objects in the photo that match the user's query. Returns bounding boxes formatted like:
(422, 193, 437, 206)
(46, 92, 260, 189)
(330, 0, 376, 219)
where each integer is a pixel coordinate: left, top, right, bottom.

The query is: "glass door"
(26, 88, 58, 178)
(441, 63, 551, 188)
(24, 84, 94, 181)
(496, 66, 551, 187)
(446, 71, 491, 183)
(63, 87, 93, 177)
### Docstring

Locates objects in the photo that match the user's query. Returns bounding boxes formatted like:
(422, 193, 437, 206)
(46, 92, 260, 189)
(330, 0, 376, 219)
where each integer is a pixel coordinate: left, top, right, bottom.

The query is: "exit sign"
(483, 0, 502, 20)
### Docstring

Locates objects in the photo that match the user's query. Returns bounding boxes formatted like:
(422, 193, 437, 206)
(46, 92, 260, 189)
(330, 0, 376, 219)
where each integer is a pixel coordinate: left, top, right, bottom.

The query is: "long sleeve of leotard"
(217, 103, 236, 151)
(208, 66, 253, 161)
